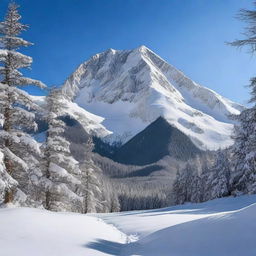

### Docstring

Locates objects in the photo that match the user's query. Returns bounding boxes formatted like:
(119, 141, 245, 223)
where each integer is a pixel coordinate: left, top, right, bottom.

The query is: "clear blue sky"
(0, 0, 255, 105)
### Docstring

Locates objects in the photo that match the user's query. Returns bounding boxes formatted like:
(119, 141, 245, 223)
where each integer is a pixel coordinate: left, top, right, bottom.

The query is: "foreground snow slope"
(131, 203, 256, 256)
(100, 195, 256, 256)
(0, 208, 127, 256)
(1, 195, 256, 256)
(62, 46, 244, 150)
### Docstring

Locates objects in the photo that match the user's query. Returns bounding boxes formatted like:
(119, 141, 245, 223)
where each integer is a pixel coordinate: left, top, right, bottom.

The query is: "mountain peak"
(105, 48, 117, 54)
(62, 47, 243, 150)
(134, 45, 150, 53)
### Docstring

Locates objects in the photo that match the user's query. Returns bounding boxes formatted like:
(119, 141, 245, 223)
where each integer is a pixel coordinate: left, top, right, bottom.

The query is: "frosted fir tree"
(79, 162, 102, 213)
(231, 108, 256, 194)
(101, 179, 120, 213)
(172, 170, 185, 205)
(172, 164, 194, 205)
(202, 150, 230, 201)
(211, 150, 230, 198)
(229, 3, 256, 195)
(42, 88, 82, 212)
(78, 137, 104, 213)
(189, 174, 203, 203)
(0, 3, 46, 204)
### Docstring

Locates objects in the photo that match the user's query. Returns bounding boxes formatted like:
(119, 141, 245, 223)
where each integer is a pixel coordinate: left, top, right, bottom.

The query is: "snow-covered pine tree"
(230, 106, 256, 194)
(79, 162, 102, 213)
(229, 3, 256, 195)
(78, 137, 104, 213)
(43, 88, 82, 212)
(0, 3, 46, 205)
(202, 149, 230, 201)
(101, 179, 120, 213)
(189, 173, 203, 203)
(172, 164, 194, 205)
(172, 170, 184, 205)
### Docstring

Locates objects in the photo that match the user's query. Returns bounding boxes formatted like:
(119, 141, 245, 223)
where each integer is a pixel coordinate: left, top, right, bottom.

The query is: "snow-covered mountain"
(62, 45, 243, 150)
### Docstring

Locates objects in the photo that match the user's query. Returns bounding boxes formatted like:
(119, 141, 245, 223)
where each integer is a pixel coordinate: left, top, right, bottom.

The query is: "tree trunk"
(45, 150, 51, 210)
(3, 90, 14, 203)
(4, 189, 13, 204)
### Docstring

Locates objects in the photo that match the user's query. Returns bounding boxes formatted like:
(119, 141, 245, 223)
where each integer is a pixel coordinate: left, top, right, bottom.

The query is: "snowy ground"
(1, 195, 256, 256)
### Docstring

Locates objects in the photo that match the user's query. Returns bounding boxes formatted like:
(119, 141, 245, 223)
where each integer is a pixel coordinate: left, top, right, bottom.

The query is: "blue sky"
(0, 0, 255, 104)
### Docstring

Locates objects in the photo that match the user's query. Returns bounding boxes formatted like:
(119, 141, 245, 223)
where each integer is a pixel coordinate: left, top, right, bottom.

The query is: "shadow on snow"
(85, 239, 126, 255)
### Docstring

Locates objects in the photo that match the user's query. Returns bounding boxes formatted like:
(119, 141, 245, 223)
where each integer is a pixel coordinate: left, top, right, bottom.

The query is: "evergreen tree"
(229, 3, 256, 195)
(78, 138, 104, 213)
(101, 179, 120, 213)
(203, 150, 230, 200)
(172, 170, 184, 205)
(172, 150, 231, 205)
(231, 108, 256, 194)
(42, 88, 82, 212)
(172, 164, 194, 205)
(190, 174, 203, 203)
(0, 3, 46, 204)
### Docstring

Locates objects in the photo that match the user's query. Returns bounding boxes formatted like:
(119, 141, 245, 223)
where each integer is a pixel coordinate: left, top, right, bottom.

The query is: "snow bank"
(100, 195, 256, 256)
(125, 202, 256, 256)
(1, 195, 256, 256)
(0, 208, 127, 256)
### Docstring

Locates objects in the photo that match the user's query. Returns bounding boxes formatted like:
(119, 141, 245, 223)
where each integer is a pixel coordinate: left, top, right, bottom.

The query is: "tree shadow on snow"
(85, 239, 126, 255)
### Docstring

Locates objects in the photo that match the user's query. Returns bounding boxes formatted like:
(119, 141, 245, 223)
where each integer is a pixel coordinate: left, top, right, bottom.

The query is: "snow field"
(1, 195, 256, 256)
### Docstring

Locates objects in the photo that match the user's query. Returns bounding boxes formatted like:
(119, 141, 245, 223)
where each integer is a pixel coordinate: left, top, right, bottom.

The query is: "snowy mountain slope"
(31, 95, 111, 138)
(1, 195, 256, 256)
(62, 46, 244, 150)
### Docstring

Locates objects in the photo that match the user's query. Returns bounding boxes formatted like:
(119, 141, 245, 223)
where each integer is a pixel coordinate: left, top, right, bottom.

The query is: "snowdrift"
(0, 195, 256, 256)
